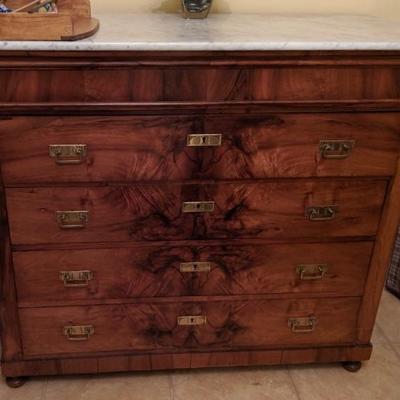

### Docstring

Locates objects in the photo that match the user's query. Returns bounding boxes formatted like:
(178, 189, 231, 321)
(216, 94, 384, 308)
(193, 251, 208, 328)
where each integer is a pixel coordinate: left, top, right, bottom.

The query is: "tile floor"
(1, 290, 400, 400)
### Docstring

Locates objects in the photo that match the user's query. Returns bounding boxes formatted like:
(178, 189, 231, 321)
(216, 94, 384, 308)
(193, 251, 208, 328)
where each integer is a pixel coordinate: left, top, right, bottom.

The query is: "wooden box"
(0, 0, 99, 41)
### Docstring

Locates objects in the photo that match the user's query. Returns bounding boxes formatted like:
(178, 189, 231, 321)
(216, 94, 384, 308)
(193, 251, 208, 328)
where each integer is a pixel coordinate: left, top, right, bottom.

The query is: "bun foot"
(342, 361, 362, 373)
(5, 377, 28, 388)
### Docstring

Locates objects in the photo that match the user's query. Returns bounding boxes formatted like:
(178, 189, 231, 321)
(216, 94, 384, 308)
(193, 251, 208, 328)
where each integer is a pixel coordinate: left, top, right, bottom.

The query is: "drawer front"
(1, 67, 399, 103)
(6, 180, 386, 245)
(14, 242, 373, 304)
(1, 114, 399, 184)
(19, 298, 360, 358)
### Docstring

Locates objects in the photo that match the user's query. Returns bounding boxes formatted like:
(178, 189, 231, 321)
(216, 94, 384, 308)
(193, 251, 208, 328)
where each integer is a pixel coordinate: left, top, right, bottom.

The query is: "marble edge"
(2, 41, 400, 51)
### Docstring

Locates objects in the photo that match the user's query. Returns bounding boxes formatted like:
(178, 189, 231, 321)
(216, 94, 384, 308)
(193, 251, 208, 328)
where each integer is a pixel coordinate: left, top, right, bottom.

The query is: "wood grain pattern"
(19, 298, 361, 358)
(1, 49, 400, 379)
(0, 67, 399, 103)
(357, 158, 400, 343)
(13, 241, 373, 304)
(0, 114, 399, 185)
(1, 344, 373, 378)
(6, 180, 387, 245)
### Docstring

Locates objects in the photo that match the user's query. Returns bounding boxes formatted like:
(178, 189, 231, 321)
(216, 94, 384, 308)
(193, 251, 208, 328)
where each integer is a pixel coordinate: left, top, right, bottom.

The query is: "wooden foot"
(5, 376, 28, 388)
(342, 361, 362, 373)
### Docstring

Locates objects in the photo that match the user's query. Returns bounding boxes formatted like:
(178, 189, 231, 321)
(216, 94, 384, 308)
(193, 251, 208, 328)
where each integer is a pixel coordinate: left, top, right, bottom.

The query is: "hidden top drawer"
(6, 179, 386, 245)
(1, 66, 399, 103)
(19, 297, 361, 358)
(0, 113, 399, 185)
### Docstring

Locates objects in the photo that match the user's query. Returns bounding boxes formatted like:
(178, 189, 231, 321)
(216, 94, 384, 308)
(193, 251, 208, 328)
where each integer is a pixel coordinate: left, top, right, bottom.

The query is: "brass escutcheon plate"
(187, 134, 222, 147)
(177, 315, 207, 326)
(180, 262, 211, 272)
(182, 201, 215, 213)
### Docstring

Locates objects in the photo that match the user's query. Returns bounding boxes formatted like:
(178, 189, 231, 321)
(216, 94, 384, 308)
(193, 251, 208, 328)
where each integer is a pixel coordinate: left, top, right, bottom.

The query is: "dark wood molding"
(1, 344, 372, 378)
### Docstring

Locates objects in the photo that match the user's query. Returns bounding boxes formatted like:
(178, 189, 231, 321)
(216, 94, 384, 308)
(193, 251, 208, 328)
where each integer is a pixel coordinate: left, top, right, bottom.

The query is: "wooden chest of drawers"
(1, 50, 400, 386)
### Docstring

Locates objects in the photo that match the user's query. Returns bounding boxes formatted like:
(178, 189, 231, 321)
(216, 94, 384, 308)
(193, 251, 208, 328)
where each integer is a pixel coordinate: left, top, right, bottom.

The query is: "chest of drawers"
(1, 50, 400, 386)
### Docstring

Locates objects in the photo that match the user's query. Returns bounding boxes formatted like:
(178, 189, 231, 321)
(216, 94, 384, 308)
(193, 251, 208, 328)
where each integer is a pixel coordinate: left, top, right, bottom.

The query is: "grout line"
(286, 366, 303, 400)
(40, 377, 48, 400)
(168, 372, 175, 400)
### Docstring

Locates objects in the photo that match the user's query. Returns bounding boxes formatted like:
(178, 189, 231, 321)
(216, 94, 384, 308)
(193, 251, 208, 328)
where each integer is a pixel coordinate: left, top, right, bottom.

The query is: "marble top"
(1, 12, 400, 51)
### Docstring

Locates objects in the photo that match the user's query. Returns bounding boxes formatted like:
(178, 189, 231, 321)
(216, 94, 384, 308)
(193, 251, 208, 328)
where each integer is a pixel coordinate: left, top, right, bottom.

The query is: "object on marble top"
(181, 0, 213, 19)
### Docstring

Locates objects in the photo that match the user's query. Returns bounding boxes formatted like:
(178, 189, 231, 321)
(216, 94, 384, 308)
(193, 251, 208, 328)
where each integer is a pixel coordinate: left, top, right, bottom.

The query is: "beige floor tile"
(0, 377, 45, 400)
(44, 371, 172, 400)
(376, 290, 400, 343)
(393, 344, 400, 360)
(171, 367, 299, 400)
(371, 323, 388, 344)
(289, 343, 400, 400)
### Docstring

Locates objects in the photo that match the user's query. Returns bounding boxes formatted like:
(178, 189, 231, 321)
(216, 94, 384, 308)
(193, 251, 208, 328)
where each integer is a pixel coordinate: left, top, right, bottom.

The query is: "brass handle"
(320, 140, 355, 159)
(56, 211, 89, 229)
(180, 262, 211, 272)
(306, 206, 337, 221)
(288, 317, 317, 333)
(177, 315, 207, 326)
(59, 270, 94, 287)
(49, 144, 87, 165)
(182, 201, 215, 213)
(63, 325, 94, 341)
(187, 134, 222, 147)
(296, 264, 328, 281)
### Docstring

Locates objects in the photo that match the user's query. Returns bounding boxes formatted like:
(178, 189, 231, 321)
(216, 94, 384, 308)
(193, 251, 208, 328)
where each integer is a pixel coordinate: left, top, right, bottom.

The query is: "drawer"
(14, 242, 373, 304)
(6, 180, 386, 245)
(1, 66, 399, 103)
(1, 114, 399, 184)
(19, 297, 361, 358)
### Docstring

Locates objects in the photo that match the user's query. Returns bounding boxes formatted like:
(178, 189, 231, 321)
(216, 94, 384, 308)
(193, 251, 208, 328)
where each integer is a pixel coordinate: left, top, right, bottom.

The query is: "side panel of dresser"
(357, 158, 400, 344)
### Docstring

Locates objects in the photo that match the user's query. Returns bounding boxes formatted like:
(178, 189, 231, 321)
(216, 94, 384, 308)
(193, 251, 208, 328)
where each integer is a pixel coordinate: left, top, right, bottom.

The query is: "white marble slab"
(1, 12, 400, 51)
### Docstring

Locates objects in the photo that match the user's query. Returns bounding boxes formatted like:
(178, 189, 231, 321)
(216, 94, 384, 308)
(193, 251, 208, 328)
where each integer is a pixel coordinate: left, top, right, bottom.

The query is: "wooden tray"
(0, 0, 99, 41)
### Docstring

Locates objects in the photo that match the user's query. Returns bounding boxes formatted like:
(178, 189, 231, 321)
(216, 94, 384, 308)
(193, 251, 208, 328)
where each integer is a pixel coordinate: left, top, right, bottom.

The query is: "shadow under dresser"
(0, 48, 400, 387)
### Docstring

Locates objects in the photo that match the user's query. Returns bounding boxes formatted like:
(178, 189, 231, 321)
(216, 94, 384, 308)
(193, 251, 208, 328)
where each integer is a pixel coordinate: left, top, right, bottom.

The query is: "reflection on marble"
(0, 13, 400, 51)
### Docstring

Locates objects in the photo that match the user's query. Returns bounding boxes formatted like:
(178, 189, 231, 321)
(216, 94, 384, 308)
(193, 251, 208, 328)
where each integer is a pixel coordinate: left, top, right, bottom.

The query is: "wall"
(92, 0, 400, 19)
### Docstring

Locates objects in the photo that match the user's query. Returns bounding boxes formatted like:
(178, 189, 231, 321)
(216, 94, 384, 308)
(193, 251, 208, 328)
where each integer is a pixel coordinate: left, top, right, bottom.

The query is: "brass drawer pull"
(182, 201, 215, 213)
(49, 144, 87, 165)
(306, 206, 337, 221)
(187, 134, 222, 147)
(63, 325, 94, 341)
(180, 262, 211, 272)
(59, 270, 94, 287)
(56, 211, 89, 229)
(296, 264, 328, 281)
(177, 315, 207, 326)
(320, 140, 355, 159)
(288, 317, 317, 333)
